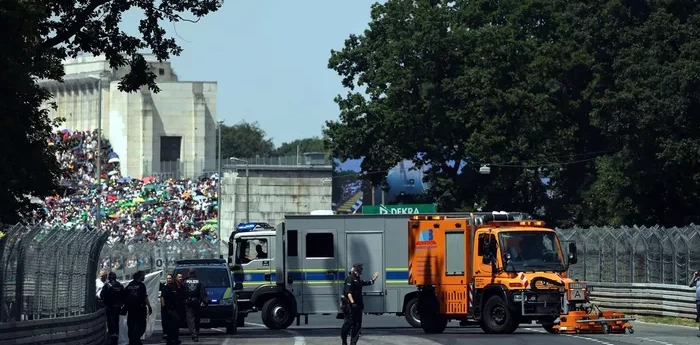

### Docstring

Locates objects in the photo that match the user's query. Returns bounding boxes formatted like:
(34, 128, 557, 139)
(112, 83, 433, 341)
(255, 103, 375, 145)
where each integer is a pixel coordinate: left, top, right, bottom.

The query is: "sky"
(121, 0, 384, 147)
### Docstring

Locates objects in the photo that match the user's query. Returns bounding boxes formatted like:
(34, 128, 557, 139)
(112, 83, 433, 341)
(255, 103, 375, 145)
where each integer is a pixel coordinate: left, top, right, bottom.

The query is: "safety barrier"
(587, 282, 697, 319)
(0, 308, 106, 345)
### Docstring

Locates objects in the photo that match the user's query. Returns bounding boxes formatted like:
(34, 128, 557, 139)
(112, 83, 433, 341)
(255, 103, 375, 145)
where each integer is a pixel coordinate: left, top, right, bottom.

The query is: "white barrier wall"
(588, 282, 697, 319)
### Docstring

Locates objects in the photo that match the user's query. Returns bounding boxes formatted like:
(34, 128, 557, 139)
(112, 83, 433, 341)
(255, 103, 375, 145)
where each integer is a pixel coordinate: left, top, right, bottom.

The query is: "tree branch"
(40, 0, 112, 50)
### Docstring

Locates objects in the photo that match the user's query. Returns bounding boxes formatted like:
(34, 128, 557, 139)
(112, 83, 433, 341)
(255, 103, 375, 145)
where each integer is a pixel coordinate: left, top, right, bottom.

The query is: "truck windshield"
(498, 231, 566, 272)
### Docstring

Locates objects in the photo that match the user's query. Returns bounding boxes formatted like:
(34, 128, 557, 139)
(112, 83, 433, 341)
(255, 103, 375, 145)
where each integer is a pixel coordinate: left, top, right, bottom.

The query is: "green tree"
(327, 0, 700, 228)
(571, 0, 700, 227)
(274, 137, 327, 156)
(0, 0, 220, 223)
(219, 121, 275, 159)
(325, 0, 591, 221)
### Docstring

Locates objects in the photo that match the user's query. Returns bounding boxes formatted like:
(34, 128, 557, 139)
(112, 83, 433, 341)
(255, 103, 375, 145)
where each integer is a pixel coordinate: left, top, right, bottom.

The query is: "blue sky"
(121, 0, 384, 146)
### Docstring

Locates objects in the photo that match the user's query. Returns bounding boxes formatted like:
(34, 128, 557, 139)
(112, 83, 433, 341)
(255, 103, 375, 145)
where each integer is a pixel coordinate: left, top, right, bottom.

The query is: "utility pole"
(217, 120, 224, 241)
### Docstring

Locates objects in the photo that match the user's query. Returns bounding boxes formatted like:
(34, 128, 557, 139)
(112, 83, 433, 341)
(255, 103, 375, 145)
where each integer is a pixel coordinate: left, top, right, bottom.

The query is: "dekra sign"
(380, 207, 422, 214)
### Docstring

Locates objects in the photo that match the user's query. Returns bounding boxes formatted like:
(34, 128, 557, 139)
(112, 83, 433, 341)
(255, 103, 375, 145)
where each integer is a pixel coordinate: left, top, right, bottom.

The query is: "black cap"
(352, 263, 364, 272)
(108, 272, 117, 280)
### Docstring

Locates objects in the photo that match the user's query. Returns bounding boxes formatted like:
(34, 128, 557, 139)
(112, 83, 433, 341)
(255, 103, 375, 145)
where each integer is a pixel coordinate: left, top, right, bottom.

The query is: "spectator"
(40, 129, 220, 244)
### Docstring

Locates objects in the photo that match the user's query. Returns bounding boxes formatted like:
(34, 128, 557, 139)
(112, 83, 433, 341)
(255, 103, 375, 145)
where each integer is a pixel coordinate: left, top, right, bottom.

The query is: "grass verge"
(632, 315, 697, 328)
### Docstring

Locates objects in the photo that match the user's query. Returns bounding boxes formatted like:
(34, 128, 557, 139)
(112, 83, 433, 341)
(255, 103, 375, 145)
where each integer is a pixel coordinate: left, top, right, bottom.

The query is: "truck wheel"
(479, 321, 492, 334)
(482, 295, 515, 334)
(404, 297, 421, 328)
(541, 317, 557, 334)
(261, 297, 295, 330)
(237, 314, 246, 327)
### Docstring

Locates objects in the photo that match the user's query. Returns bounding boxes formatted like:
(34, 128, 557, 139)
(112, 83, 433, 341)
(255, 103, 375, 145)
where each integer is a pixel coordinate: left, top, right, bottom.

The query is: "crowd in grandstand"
(39, 129, 220, 244)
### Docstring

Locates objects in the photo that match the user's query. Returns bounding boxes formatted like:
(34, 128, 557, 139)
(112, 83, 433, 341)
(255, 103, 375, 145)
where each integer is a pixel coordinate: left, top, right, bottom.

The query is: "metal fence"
(0, 223, 108, 323)
(557, 225, 700, 286)
(98, 239, 222, 280)
(142, 159, 217, 180)
(142, 155, 332, 179)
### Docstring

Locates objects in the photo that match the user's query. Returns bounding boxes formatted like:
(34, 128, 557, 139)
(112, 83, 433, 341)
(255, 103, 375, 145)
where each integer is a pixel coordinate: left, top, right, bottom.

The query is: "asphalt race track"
(144, 314, 700, 345)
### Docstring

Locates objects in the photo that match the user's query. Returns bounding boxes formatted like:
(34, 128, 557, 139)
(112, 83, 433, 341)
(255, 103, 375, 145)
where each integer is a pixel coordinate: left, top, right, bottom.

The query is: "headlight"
(220, 298, 233, 305)
(513, 294, 523, 301)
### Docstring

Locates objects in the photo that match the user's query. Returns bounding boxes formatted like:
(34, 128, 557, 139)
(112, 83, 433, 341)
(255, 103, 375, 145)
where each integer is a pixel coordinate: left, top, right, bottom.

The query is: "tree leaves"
(218, 121, 275, 160)
(1, 0, 221, 223)
(326, 0, 700, 227)
(35, 0, 221, 92)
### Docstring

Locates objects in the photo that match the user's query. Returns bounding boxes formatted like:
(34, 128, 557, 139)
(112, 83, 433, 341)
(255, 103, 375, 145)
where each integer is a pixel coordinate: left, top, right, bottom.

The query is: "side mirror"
(568, 242, 578, 265)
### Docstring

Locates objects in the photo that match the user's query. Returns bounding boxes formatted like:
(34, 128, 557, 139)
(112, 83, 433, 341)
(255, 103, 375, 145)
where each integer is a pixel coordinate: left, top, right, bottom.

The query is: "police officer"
(184, 268, 208, 342)
(160, 274, 173, 342)
(340, 263, 378, 345)
(100, 272, 125, 345)
(162, 273, 186, 345)
(124, 271, 153, 345)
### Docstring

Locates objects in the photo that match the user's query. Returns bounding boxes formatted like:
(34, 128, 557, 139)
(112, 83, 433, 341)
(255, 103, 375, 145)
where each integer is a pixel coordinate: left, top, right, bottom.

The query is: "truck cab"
(408, 213, 582, 334)
(227, 222, 277, 326)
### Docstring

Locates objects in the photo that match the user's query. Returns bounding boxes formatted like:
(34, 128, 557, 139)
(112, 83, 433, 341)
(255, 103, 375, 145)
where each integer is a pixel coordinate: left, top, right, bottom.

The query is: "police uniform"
(184, 273, 208, 341)
(124, 273, 151, 345)
(340, 264, 375, 345)
(100, 272, 125, 345)
(159, 282, 169, 342)
(161, 281, 186, 345)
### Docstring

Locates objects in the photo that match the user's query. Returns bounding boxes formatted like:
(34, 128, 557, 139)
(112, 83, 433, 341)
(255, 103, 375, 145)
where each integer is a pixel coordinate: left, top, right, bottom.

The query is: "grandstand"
(41, 129, 220, 244)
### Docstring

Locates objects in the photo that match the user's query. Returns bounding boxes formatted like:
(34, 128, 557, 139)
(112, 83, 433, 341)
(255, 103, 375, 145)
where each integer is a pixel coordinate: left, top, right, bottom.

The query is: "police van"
(173, 259, 239, 334)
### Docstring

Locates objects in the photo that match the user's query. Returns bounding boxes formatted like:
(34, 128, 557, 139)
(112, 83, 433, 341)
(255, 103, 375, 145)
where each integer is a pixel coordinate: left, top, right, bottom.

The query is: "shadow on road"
(143, 324, 552, 344)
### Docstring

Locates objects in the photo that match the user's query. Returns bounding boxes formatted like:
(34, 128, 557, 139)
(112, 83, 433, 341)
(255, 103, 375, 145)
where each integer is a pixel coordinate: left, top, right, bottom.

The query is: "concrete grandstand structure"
(38, 54, 217, 179)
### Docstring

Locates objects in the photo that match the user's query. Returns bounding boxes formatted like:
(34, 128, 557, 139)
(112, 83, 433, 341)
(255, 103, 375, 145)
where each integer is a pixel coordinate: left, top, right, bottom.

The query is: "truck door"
(301, 229, 339, 313)
(346, 231, 385, 314)
(232, 235, 274, 292)
(475, 231, 497, 279)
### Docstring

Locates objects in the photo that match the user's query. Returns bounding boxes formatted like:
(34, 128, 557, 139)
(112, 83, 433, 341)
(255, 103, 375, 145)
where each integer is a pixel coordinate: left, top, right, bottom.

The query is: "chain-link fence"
(99, 239, 221, 280)
(0, 223, 108, 323)
(557, 225, 700, 286)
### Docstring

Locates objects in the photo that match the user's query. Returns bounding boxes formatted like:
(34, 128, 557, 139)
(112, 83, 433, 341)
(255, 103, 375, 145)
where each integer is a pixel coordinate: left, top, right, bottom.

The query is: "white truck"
(227, 214, 423, 330)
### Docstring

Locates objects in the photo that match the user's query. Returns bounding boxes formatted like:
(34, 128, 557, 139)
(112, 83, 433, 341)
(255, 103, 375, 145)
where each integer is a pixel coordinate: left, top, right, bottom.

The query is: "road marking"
(523, 327, 546, 333)
(524, 329, 616, 345)
(243, 320, 305, 344)
(634, 320, 696, 329)
(636, 337, 675, 345)
(562, 334, 615, 345)
(284, 329, 306, 345)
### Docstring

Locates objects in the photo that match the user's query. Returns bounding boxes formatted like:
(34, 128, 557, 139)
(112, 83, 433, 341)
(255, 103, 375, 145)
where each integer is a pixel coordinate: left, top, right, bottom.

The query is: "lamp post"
(88, 74, 104, 231)
(217, 120, 224, 241)
(229, 157, 250, 222)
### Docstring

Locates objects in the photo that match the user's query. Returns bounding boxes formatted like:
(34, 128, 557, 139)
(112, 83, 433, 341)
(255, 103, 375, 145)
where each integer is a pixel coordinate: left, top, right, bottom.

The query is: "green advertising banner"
(363, 204, 436, 214)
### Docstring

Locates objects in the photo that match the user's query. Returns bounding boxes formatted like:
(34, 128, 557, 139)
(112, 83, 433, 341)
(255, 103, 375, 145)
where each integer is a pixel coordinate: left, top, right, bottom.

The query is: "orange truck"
(408, 212, 634, 335)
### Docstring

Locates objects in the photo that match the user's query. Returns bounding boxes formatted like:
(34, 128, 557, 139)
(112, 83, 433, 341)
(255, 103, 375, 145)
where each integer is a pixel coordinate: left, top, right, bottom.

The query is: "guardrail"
(0, 308, 106, 345)
(587, 282, 697, 319)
